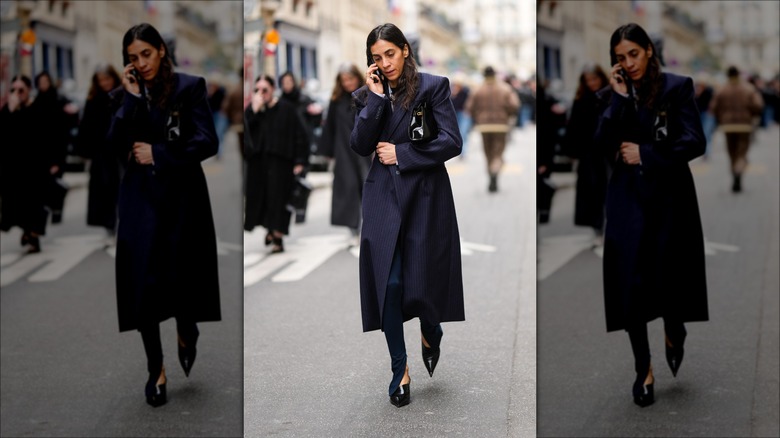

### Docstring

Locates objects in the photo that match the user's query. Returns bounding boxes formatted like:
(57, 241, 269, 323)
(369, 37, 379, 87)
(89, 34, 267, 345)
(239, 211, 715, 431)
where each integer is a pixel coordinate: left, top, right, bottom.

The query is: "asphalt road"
(0, 130, 244, 437)
(537, 124, 780, 437)
(243, 126, 537, 437)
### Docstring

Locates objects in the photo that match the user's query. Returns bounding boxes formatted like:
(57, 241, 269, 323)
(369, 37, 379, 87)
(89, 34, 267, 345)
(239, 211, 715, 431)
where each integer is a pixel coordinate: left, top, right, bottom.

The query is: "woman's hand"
(376, 142, 397, 165)
(365, 64, 384, 95)
(251, 87, 265, 113)
(609, 64, 628, 96)
(122, 64, 141, 95)
(620, 142, 641, 165)
(293, 164, 304, 175)
(132, 142, 154, 165)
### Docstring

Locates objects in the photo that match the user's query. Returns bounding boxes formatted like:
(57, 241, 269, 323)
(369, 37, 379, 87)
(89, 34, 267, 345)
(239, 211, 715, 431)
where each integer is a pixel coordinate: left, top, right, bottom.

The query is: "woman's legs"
(627, 322, 655, 406)
(383, 244, 408, 396)
(139, 322, 164, 377)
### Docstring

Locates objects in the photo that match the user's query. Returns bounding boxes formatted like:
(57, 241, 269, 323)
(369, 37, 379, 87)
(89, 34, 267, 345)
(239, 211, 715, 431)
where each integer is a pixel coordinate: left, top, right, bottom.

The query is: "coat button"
(395, 170, 400, 175)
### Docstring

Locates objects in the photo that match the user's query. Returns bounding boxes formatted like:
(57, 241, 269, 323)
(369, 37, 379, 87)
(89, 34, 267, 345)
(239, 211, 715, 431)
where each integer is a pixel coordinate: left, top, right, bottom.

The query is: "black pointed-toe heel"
(632, 369, 654, 408)
(271, 236, 284, 254)
(422, 342, 440, 377)
(389, 381, 411, 408)
(665, 329, 686, 377)
(264, 232, 273, 246)
(145, 369, 167, 407)
(178, 326, 199, 377)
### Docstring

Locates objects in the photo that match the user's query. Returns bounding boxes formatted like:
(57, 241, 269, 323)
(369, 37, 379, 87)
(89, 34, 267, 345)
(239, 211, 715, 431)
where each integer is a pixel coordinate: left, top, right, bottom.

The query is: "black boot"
(732, 174, 742, 193)
(488, 174, 498, 193)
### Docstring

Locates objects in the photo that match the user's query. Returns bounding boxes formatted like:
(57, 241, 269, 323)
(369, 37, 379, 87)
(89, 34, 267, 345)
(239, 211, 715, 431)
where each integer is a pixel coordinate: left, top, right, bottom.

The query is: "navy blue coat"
(595, 72, 708, 332)
(350, 72, 465, 332)
(108, 73, 221, 332)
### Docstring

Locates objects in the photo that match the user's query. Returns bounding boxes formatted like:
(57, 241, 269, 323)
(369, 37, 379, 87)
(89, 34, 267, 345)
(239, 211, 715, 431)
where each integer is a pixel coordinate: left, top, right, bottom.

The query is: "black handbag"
(409, 100, 438, 143)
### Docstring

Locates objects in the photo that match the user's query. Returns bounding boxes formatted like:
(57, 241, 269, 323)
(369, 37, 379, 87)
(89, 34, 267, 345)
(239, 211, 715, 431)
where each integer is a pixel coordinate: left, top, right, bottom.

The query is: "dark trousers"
(626, 318, 686, 375)
(383, 243, 442, 396)
(139, 317, 198, 376)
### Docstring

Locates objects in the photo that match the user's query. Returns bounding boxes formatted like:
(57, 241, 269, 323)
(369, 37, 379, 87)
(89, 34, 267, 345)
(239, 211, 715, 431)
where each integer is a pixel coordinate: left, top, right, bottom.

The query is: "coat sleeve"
(394, 77, 463, 172)
(106, 89, 143, 164)
(150, 77, 218, 172)
(318, 100, 338, 158)
(637, 77, 705, 169)
(350, 89, 389, 156)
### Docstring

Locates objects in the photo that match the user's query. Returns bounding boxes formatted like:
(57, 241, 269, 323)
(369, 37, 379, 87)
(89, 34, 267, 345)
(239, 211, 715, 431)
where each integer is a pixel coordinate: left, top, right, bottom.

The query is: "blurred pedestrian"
(450, 73, 471, 158)
(563, 63, 610, 244)
(243, 75, 309, 253)
(77, 64, 122, 246)
(351, 23, 464, 408)
(536, 79, 566, 224)
(709, 66, 764, 193)
(223, 68, 246, 159)
(596, 23, 708, 408)
(279, 71, 323, 160)
(32, 71, 74, 224)
(694, 73, 716, 160)
(318, 63, 371, 246)
(0, 75, 49, 253)
(465, 66, 520, 193)
(108, 23, 221, 408)
(207, 74, 228, 159)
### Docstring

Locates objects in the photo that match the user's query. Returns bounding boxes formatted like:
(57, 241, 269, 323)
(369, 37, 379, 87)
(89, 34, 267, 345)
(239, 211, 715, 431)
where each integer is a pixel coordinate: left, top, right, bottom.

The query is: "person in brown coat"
(709, 66, 764, 192)
(465, 66, 520, 192)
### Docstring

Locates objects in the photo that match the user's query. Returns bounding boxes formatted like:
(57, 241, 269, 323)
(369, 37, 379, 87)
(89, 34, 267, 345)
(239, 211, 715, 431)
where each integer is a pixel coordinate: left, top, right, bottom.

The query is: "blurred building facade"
(538, 0, 780, 101)
(1, 0, 242, 106)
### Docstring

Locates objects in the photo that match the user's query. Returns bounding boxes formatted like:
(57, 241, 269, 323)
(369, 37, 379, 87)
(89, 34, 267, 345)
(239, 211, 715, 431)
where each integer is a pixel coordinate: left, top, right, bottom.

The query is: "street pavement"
(0, 131, 244, 437)
(244, 126, 537, 436)
(537, 124, 780, 437)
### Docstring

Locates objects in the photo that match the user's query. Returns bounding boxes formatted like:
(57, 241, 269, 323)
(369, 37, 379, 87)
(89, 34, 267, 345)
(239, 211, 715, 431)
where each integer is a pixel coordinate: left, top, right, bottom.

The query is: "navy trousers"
(383, 242, 443, 395)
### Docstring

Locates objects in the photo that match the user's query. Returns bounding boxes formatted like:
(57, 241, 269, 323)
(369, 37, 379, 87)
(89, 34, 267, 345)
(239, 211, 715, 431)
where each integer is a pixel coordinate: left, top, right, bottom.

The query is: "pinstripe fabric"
(350, 72, 465, 332)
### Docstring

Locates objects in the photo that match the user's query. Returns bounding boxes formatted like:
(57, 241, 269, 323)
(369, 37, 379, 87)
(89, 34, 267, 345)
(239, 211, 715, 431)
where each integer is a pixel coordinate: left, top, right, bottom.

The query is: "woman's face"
(339, 72, 360, 93)
(126, 39, 165, 82)
(369, 39, 408, 85)
(11, 79, 31, 104)
(613, 39, 653, 82)
(255, 79, 274, 102)
(281, 75, 295, 93)
(584, 72, 605, 93)
(37, 75, 51, 92)
(97, 72, 117, 92)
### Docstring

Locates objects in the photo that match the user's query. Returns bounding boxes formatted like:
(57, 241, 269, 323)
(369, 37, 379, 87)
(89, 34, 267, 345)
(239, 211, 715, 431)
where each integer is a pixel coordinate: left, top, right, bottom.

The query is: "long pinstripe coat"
(595, 72, 708, 332)
(350, 72, 465, 332)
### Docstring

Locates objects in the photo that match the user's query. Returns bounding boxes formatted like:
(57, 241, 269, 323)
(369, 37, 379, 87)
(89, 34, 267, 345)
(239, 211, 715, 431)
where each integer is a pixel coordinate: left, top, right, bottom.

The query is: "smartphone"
(366, 55, 387, 88)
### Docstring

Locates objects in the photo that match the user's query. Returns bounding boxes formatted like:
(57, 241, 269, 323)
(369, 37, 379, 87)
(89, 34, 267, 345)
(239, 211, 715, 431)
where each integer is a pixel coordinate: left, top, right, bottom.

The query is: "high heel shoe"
(390, 381, 411, 408)
(25, 235, 41, 254)
(422, 338, 440, 378)
(145, 367, 167, 407)
(264, 232, 273, 246)
(177, 325, 199, 377)
(632, 367, 654, 408)
(665, 327, 686, 377)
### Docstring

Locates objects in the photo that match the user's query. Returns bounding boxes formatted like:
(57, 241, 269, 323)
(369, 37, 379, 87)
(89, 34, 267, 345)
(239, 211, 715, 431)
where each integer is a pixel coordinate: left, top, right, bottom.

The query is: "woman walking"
(595, 23, 708, 407)
(78, 64, 123, 245)
(319, 63, 371, 245)
(108, 23, 221, 407)
(243, 75, 309, 253)
(564, 64, 610, 245)
(350, 23, 464, 407)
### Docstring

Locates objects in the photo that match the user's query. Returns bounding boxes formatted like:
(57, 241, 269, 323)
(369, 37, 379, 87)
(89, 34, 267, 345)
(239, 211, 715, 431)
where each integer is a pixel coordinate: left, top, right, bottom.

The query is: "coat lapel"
(382, 100, 412, 141)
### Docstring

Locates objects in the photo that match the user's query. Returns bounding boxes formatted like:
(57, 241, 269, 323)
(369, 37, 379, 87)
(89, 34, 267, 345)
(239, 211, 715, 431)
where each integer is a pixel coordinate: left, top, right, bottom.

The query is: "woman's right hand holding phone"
(122, 64, 141, 95)
(365, 64, 384, 95)
(609, 63, 628, 96)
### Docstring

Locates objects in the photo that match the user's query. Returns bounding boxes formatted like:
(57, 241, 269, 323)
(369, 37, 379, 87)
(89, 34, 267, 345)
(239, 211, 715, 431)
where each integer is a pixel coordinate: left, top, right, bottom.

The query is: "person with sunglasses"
(107, 23, 221, 407)
(1, 75, 51, 253)
(243, 74, 309, 253)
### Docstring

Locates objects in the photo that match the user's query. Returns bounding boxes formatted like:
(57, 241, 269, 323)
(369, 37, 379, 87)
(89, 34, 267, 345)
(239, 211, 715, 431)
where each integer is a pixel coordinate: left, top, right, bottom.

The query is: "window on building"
(311, 47, 318, 79)
(300, 46, 308, 79)
(42, 42, 50, 74)
(286, 42, 294, 73)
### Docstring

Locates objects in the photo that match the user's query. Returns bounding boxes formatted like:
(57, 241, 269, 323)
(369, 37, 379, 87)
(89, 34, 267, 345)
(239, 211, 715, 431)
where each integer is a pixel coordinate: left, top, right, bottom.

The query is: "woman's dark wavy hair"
(609, 23, 662, 109)
(122, 23, 175, 109)
(363, 23, 418, 110)
(255, 74, 276, 89)
(574, 63, 609, 101)
(331, 63, 363, 101)
(87, 64, 121, 101)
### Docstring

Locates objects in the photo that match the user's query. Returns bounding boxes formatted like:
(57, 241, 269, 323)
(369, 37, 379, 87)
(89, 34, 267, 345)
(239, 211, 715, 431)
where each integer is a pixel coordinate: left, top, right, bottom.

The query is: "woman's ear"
(403, 45, 409, 59)
(647, 47, 653, 59)
(160, 47, 166, 59)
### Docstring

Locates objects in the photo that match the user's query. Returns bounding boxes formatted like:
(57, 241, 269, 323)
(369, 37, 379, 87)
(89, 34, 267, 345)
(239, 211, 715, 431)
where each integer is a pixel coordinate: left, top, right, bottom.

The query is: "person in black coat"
(318, 63, 371, 243)
(107, 23, 221, 408)
(243, 75, 309, 252)
(351, 23, 464, 408)
(77, 64, 122, 244)
(564, 64, 610, 243)
(0, 75, 49, 253)
(595, 23, 708, 408)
